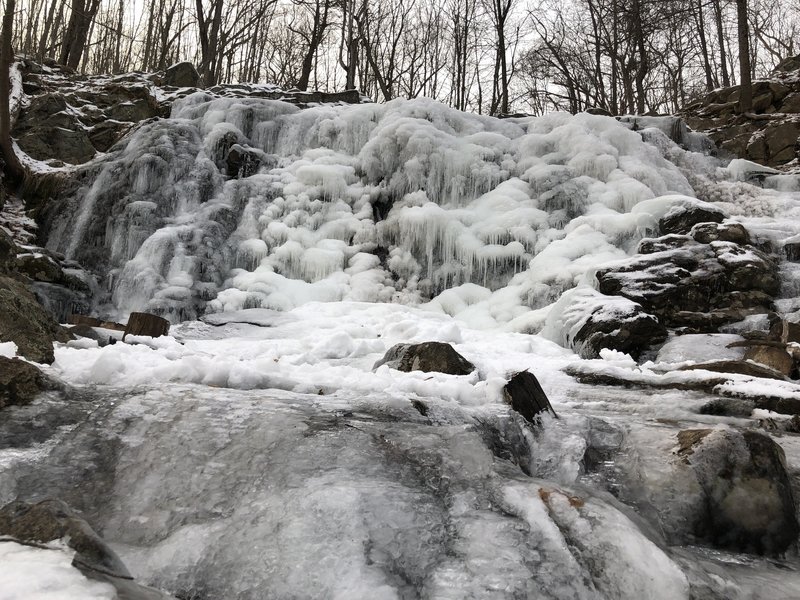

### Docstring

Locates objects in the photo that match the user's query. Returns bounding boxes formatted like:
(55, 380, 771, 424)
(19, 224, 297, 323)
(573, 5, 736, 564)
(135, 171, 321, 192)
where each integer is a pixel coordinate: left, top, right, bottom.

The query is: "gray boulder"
(165, 62, 201, 88)
(674, 429, 798, 556)
(658, 204, 725, 235)
(0, 499, 174, 599)
(374, 341, 475, 375)
(0, 357, 50, 408)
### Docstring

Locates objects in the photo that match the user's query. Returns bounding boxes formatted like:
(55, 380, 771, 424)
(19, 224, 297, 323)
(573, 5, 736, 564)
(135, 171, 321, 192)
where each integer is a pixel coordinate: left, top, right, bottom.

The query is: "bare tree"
(1, 0, 22, 184)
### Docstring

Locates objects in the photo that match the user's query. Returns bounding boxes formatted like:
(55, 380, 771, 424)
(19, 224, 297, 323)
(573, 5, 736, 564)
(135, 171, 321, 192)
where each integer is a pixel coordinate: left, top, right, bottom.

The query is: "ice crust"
(46, 96, 705, 326)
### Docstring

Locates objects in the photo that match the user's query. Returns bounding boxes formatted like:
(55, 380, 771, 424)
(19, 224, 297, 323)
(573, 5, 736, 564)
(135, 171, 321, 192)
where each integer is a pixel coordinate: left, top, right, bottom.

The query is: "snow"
(0, 541, 116, 600)
(0, 341, 18, 358)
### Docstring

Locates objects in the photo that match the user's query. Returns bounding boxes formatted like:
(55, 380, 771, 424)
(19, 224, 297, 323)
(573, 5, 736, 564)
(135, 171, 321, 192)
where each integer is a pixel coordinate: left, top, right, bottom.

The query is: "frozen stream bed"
(2, 302, 800, 599)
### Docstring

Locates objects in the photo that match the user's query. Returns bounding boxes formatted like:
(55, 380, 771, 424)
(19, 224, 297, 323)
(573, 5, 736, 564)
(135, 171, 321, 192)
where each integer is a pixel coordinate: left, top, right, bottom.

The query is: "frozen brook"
(0, 303, 797, 599)
(3, 95, 800, 598)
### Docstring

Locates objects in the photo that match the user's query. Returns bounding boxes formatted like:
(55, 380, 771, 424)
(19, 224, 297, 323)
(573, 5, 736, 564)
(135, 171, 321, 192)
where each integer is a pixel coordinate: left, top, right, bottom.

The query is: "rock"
(17, 126, 96, 164)
(0, 228, 17, 271)
(679, 359, 787, 380)
(0, 357, 49, 408)
(164, 61, 201, 88)
(596, 230, 779, 330)
(575, 300, 664, 359)
(373, 341, 475, 375)
(755, 396, 800, 416)
(88, 120, 131, 152)
(502, 370, 557, 422)
(757, 415, 800, 434)
(774, 55, 800, 73)
(0, 499, 130, 577)
(0, 276, 70, 363)
(763, 121, 800, 164)
(770, 318, 800, 344)
(123, 312, 170, 340)
(15, 253, 65, 284)
(743, 344, 795, 377)
(542, 287, 666, 359)
(690, 222, 750, 245)
(659, 204, 725, 235)
(779, 92, 800, 113)
(226, 144, 265, 178)
(698, 397, 756, 417)
(673, 429, 798, 555)
(784, 240, 800, 261)
(0, 500, 174, 599)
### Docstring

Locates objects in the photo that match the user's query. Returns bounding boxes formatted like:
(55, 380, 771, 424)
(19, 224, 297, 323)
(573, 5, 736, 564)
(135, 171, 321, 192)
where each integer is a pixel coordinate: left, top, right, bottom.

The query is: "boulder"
(698, 397, 756, 418)
(123, 312, 170, 340)
(0, 276, 70, 363)
(226, 144, 264, 178)
(568, 299, 665, 359)
(770, 318, 800, 344)
(165, 61, 201, 88)
(596, 233, 778, 330)
(503, 370, 557, 422)
(743, 344, 795, 377)
(15, 252, 65, 284)
(658, 204, 725, 235)
(0, 499, 174, 599)
(763, 121, 800, 162)
(17, 126, 96, 164)
(679, 359, 787, 380)
(0, 499, 130, 577)
(774, 55, 800, 73)
(689, 222, 749, 245)
(542, 287, 666, 359)
(673, 429, 798, 556)
(0, 357, 49, 408)
(373, 341, 475, 375)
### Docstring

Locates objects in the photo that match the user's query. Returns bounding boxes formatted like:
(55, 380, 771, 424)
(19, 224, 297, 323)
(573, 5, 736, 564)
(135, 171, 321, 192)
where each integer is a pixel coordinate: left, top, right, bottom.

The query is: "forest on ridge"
(11, 0, 800, 116)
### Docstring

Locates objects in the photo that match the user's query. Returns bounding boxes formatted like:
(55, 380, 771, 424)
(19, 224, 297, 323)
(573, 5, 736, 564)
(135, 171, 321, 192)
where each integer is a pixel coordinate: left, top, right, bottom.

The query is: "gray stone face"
(17, 126, 96, 164)
(0, 276, 71, 364)
(0, 357, 49, 408)
(164, 61, 202, 88)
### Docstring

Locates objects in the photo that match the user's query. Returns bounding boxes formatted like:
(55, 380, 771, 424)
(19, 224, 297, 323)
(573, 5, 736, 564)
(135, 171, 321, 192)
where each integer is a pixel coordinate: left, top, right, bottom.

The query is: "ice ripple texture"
(45, 95, 701, 325)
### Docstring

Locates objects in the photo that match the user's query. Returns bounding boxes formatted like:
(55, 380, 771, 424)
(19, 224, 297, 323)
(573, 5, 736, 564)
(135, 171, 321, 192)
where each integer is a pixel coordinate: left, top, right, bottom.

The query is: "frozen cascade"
(44, 95, 703, 324)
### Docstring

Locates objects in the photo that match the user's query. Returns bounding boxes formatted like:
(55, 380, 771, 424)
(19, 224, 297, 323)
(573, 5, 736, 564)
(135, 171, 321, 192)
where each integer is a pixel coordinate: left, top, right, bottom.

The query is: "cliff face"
(681, 56, 800, 168)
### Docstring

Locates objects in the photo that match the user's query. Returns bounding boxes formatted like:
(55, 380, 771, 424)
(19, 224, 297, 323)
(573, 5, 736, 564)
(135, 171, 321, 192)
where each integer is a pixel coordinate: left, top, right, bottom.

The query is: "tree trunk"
(0, 0, 23, 186)
(713, 0, 730, 87)
(736, 0, 752, 112)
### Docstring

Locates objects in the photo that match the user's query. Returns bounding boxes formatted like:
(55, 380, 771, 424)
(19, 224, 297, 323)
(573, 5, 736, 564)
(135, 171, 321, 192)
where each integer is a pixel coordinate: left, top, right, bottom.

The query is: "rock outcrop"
(681, 60, 800, 166)
(0, 275, 70, 363)
(13, 58, 369, 170)
(596, 217, 779, 332)
(374, 341, 475, 375)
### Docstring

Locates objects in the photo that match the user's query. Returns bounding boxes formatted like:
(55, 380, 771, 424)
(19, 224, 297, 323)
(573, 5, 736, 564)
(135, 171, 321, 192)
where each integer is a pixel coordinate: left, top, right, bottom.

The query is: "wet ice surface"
(2, 304, 800, 599)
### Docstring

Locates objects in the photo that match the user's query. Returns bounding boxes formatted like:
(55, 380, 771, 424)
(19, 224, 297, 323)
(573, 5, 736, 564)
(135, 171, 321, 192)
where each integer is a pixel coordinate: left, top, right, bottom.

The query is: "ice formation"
(45, 95, 715, 327)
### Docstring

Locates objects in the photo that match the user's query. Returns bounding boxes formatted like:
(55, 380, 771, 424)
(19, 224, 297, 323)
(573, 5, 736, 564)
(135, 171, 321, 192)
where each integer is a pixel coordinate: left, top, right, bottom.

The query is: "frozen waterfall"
(45, 95, 702, 326)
